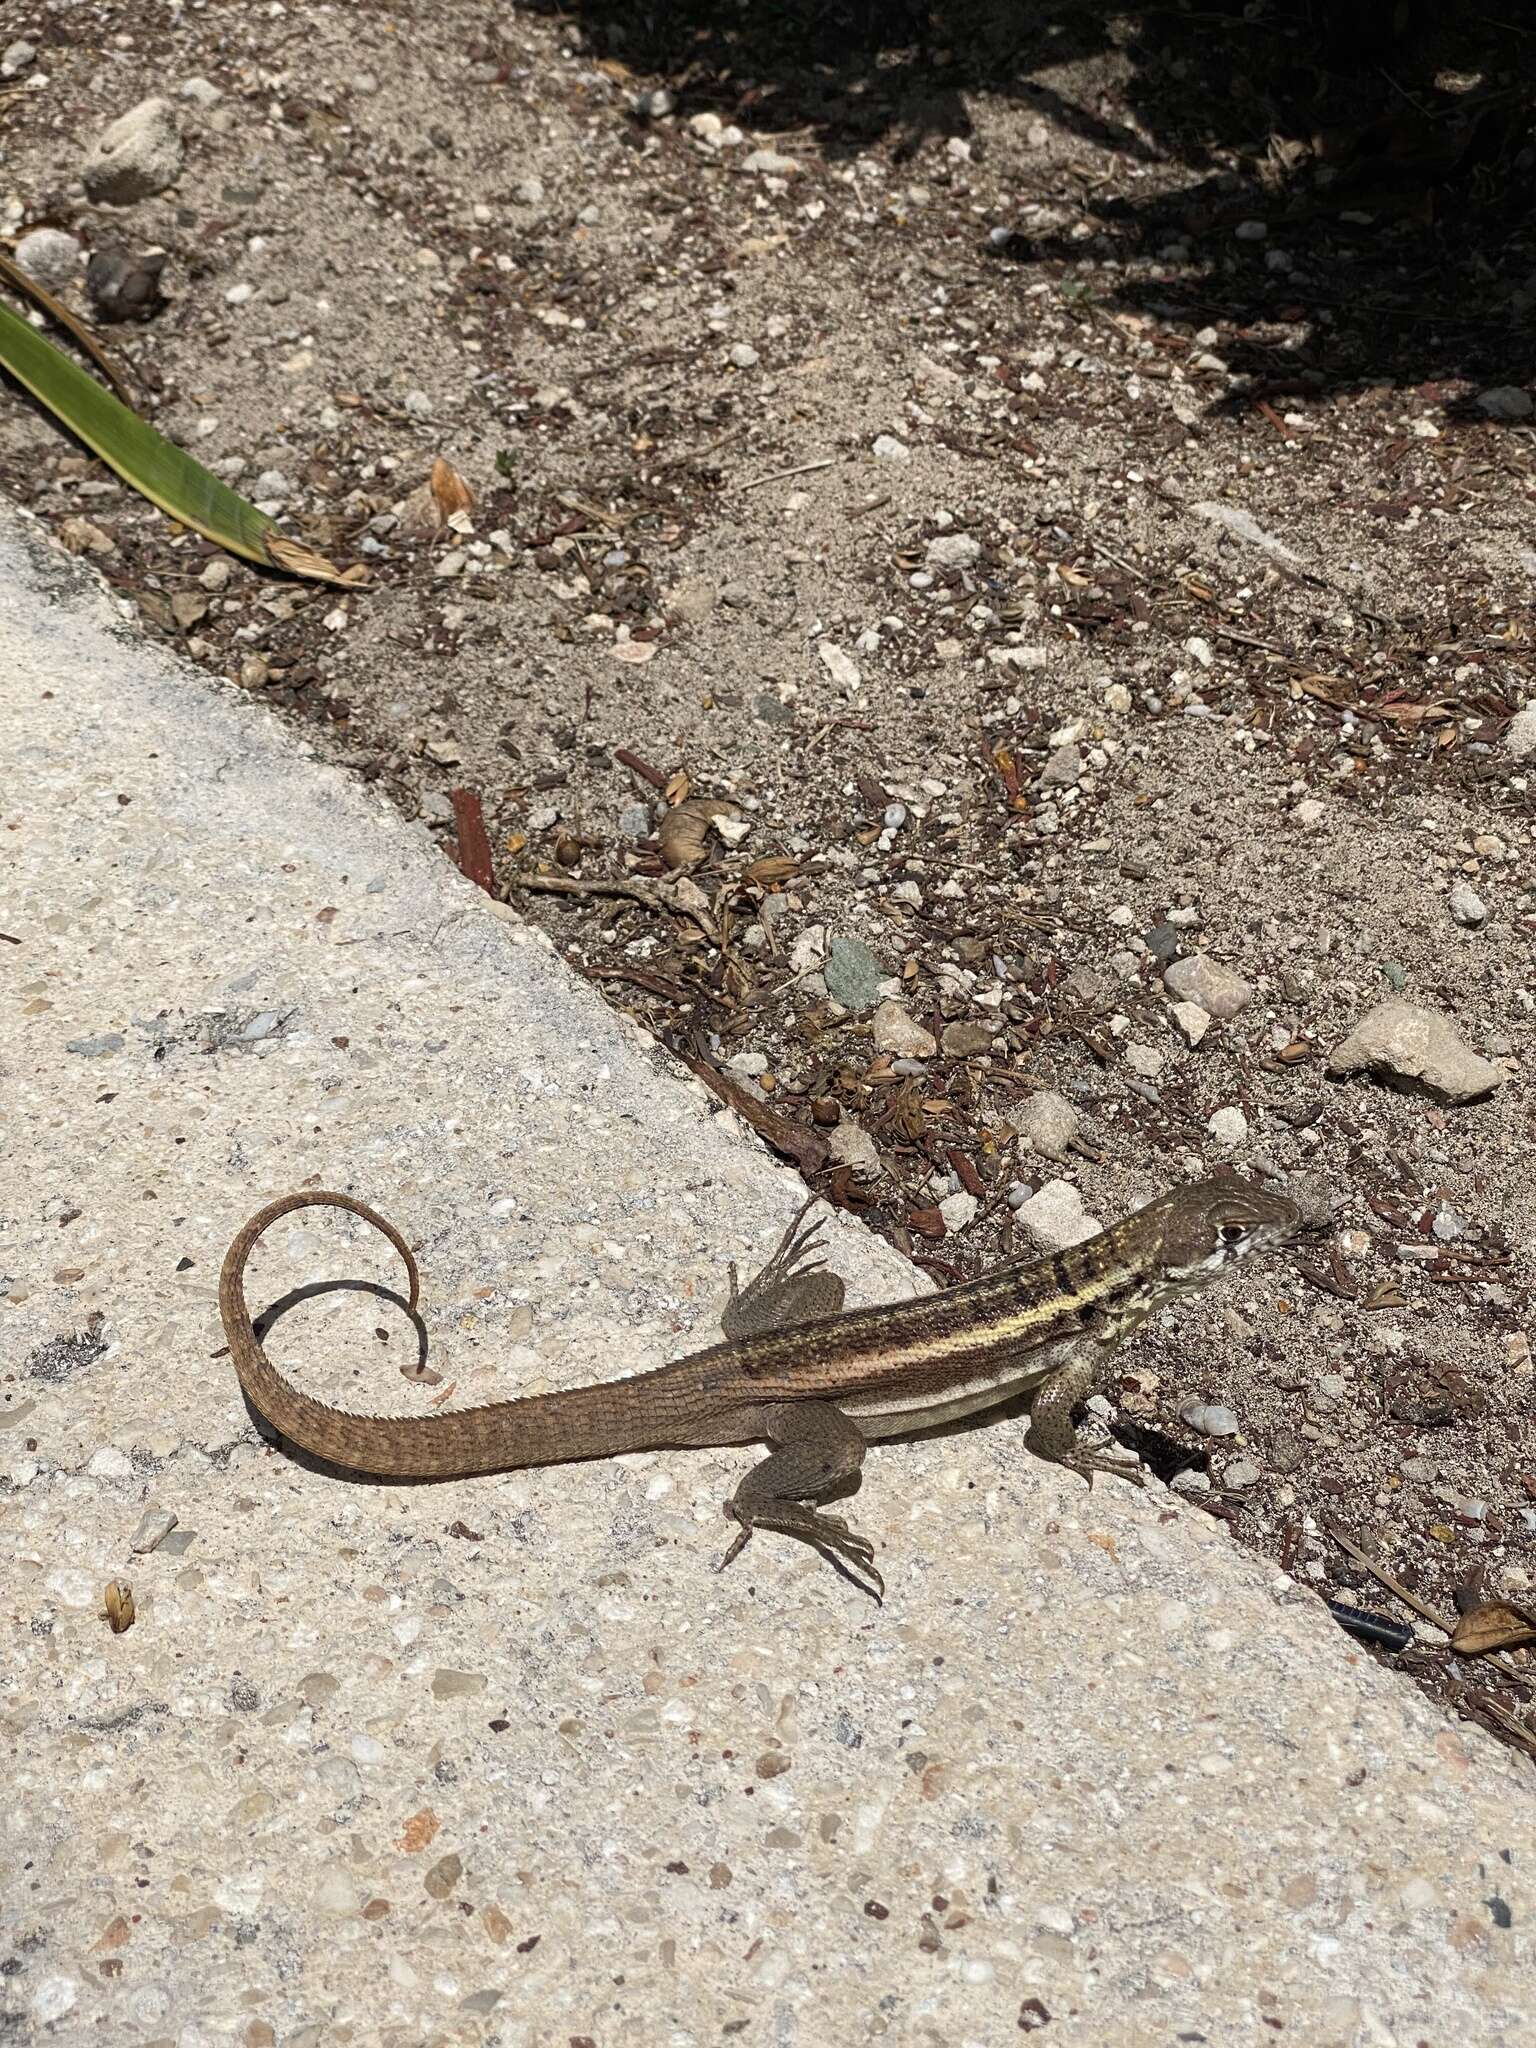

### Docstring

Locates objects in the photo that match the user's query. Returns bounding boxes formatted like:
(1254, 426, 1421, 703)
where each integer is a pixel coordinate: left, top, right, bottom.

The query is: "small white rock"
(939, 1191, 978, 1234)
(826, 1120, 882, 1180)
(1328, 998, 1505, 1104)
(1016, 1179, 1101, 1250)
(817, 641, 861, 692)
(14, 228, 83, 289)
(926, 533, 981, 570)
(872, 1000, 937, 1060)
(1207, 1106, 1249, 1149)
(1448, 881, 1488, 929)
(1170, 1001, 1209, 1048)
(1506, 703, 1536, 758)
(871, 434, 910, 463)
(1017, 1090, 1079, 1162)
(1163, 953, 1254, 1021)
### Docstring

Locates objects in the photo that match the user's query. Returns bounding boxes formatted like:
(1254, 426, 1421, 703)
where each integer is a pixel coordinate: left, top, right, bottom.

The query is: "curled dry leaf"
(1450, 1600, 1536, 1657)
(430, 456, 475, 523)
(392, 456, 475, 538)
(658, 797, 742, 871)
(104, 1580, 135, 1634)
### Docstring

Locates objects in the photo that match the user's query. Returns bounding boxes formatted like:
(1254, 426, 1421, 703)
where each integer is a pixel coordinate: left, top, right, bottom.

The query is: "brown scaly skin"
(220, 1178, 1305, 1600)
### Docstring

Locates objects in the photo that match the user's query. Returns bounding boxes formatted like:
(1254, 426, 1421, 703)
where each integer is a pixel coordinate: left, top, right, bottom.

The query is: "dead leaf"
(1451, 1601, 1536, 1657)
(658, 797, 741, 870)
(430, 456, 475, 523)
(259, 536, 358, 585)
(744, 855, 799, 887)
(1360, 1278, 1407, 1311)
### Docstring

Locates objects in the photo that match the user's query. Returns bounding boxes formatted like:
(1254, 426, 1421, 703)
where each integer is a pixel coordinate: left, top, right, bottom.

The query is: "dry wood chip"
(670, 1042, 828, 1175)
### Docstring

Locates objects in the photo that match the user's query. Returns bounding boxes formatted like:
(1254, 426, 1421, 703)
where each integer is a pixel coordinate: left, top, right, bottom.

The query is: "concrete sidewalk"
(1, 499, 1529, 2046)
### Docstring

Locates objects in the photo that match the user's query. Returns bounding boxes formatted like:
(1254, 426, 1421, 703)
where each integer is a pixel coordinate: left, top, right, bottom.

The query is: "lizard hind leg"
(722, 1195, 847, 1341)
(720, 1400, 882, 1602)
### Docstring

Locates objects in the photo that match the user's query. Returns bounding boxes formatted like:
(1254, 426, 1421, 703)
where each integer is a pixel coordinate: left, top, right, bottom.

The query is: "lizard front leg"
(717, 1202, 881, 1597)
(722, 1195, 846, 1339)
(1024, 1335, 1146, 1487)
(720, 1400, 882, 1601)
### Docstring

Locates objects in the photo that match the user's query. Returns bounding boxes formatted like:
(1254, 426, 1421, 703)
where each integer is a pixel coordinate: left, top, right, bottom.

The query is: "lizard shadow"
(242, 1276, 440, 1486)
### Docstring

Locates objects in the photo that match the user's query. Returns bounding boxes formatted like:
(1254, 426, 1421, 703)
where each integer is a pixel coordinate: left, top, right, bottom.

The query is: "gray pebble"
(83, 96, 184, 205)
(14, 228, 84, 290)
(1038, 743, 1082, 789)
(1180, 1400, 1239, 1438)
(129, 1507, 179, 1554)
(1448, 881, 1488, 928)
(824, 935, 887, 1012)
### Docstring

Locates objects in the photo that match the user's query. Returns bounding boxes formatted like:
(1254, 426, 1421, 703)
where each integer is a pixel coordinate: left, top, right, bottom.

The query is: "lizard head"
(1157, 1177, 1306, 1286)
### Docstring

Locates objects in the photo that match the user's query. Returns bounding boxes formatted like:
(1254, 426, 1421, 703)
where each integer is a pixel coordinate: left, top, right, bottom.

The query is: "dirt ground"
(4, 1, 1535, 1760)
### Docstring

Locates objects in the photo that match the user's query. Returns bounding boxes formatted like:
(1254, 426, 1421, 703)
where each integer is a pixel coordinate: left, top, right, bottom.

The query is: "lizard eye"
(1218, 1221, 1249, 1246)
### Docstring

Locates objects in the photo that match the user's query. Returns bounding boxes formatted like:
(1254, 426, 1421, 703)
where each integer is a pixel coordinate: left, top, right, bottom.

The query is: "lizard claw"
(718, 1502, 883, 1603)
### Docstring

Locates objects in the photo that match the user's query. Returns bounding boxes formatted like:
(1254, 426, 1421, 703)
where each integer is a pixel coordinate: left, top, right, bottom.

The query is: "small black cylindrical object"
(1328, 1600, 1413, 1653)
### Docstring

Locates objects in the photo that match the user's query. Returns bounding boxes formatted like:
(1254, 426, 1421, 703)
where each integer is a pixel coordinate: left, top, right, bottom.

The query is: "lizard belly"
(846, 1351, 1065, 1440)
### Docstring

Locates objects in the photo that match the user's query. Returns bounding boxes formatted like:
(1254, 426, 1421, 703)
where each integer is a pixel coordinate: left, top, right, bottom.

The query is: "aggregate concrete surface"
(1, 500, 1530, 2045)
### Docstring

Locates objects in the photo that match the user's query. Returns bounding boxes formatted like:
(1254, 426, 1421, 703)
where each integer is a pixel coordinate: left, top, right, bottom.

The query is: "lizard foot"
(719, 1502, 884, 1604)
(1071, 1451, 1146, 1489)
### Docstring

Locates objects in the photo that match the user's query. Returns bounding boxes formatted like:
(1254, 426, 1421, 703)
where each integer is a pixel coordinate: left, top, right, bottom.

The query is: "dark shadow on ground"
(521, 0, 1536, 396)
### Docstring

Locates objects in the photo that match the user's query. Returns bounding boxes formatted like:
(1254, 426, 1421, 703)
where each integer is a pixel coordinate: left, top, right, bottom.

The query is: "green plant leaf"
(0, 294, 353, 583)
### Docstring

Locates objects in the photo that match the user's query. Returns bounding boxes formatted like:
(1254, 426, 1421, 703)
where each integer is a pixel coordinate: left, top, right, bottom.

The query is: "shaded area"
(529, 0, 1536, 394)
